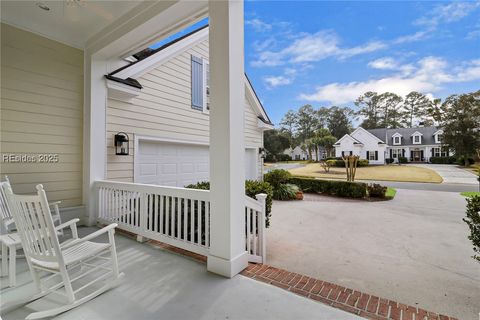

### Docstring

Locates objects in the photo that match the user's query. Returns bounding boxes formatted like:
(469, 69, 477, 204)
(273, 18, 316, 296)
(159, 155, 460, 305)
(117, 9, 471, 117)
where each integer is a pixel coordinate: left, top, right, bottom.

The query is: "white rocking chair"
(1, 176, 63, 234)
(3, 184, 123, 319)
(0, 177, 67, 287)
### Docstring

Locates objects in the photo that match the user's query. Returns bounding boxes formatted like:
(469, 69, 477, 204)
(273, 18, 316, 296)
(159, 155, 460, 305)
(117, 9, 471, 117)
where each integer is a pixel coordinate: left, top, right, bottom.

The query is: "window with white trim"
(433, 147, 447, 157)
(393, 136, 401, 145)
(191, 55, 210, 113)
(203, 59, 210, 112)
(392, 148, 402, 159)
(368, 151, 377, 161)
(435, 134, 442, 143)
(413, 135, 421, 144)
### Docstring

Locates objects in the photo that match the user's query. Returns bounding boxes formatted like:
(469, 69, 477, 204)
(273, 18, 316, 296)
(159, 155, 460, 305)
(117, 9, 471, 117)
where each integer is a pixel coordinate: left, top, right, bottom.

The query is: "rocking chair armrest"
(62, 223, 118, 249)
(48, 201, 62, 207)
(54, 218, 80, 231)
(55, 218, 80, 239)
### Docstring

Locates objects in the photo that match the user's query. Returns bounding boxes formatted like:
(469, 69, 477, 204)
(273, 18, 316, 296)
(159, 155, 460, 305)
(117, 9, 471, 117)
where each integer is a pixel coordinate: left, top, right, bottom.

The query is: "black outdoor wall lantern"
(114, 132, 129, 155)
(259, 147, 266, 159)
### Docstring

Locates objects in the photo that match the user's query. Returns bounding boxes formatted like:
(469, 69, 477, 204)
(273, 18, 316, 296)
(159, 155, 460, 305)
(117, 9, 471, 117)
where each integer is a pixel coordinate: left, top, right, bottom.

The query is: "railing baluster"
(153, 195, 158, 232)
(190, 199, 194, 243)
(197, 200, 202, 245)
(253, 209, 257, 256)
(183, 198, 187, 241)
(159, 195, 164, 234)
(205, 201, 210, 248)
(246, 207, 251, 254)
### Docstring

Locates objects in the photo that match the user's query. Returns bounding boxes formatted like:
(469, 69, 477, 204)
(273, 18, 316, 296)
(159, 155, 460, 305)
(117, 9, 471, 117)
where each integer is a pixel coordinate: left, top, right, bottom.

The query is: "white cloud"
(263, 68, 298, 88)
(298, 57, 480, 104)
(415, 1, 480, 28)
(245, 18, 272, 32)
(264, 75, 293, 88)
(467, 29, 480, 39)
(393, 30, 429, 44)
(252, 30, 387, 67)
(368, 57, 398, 70)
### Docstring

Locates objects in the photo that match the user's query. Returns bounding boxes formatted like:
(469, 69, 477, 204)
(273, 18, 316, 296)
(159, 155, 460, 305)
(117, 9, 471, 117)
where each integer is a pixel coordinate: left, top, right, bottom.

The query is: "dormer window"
(433, 130, 443, 144)
(392, 133, 402, 146)
(411, 131, 423, 145)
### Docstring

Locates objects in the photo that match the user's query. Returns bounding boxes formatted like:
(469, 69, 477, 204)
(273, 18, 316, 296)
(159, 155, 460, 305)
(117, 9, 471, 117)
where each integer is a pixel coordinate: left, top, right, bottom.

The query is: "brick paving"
(115, 230, 458, 320)
(240, 263, 458, 320)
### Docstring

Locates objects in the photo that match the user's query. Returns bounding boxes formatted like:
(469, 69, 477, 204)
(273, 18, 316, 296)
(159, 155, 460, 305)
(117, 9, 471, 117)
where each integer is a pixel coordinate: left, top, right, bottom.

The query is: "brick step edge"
(241, 263, 458, 320)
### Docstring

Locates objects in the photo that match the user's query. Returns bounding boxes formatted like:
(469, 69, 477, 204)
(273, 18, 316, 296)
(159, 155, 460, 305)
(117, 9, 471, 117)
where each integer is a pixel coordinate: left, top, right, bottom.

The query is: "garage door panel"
(196, 163, 208, 173)
(137, 140, 257, 187)
(139, 163, 156, 175)
(162, 163, 177, 174)
(139, 142, 159, 155)
(163, 144, 179, 154)
(181, 163, 195, 173)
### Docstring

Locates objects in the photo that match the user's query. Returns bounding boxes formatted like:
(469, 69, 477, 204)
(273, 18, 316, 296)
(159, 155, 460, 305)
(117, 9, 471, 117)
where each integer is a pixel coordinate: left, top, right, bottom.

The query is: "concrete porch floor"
(1, 227, 360, 320)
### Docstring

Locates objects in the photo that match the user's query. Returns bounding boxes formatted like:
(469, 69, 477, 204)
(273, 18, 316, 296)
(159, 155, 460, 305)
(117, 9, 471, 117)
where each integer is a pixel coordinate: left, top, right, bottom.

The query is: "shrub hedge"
(264, 169, 291, 188)
(367, 183, 387, 198)
(398, 156, 408, 164)
(265, 154, 292, 163)
(386, 158, 394, 164)
(185, 180, 274, 227)
(457, 156, 475, 166)
(288, 177, 367, 199)
(327, 158, 369, 167)
(430, 156, 457, 164)
(464, 195, 480, 262)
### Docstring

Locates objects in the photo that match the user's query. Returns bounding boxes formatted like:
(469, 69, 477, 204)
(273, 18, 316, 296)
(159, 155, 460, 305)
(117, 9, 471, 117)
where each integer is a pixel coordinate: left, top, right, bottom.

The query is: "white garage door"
(136, 140, 258, 187)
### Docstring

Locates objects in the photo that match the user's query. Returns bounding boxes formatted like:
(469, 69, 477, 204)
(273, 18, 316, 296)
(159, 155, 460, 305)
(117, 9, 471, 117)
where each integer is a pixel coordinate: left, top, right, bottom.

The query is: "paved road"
(268, 191, 480, 320)
(264, 163, 306, 172)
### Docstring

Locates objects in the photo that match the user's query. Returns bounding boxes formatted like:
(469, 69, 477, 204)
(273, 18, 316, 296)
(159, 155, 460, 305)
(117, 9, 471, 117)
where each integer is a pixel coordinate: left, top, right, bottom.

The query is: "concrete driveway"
(409, 164, 478, 184)
(267, 191, 480, 320)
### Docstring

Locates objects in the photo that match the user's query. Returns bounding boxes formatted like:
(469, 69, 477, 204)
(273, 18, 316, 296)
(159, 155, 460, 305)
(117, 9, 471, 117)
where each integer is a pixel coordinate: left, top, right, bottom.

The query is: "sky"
(243, 1, 480, 125)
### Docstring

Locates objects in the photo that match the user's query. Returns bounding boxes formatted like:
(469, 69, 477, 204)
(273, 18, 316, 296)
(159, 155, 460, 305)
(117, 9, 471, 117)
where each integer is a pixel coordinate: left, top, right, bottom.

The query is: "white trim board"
(114, 27, 209, 79)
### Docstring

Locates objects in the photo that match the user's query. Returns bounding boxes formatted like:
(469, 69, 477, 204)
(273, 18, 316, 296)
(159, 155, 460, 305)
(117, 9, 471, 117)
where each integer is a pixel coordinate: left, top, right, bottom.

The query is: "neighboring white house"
(334, 126, 449, 164)
(334, 127, 387, 165)
(283, 146, 309, 160)
(104, 25, 273, 186)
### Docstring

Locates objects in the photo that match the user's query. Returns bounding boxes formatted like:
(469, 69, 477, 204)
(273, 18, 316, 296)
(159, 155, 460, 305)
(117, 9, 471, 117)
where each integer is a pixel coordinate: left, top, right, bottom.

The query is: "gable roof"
(367, 126, 441, 146)
(105, 25, 272, 125)
(351, 127, 386, 144)
(334, 133, 364, 146)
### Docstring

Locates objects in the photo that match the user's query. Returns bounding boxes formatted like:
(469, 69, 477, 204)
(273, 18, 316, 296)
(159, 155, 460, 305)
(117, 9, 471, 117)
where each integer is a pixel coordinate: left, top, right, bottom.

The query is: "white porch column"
(83, 54, 107, 225)
(207, 0, 248, 278)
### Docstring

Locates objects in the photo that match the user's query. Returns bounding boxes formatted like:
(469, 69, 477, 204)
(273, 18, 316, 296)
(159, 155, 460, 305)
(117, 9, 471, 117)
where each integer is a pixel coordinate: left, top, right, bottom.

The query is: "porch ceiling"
(0, 1, 140, 49)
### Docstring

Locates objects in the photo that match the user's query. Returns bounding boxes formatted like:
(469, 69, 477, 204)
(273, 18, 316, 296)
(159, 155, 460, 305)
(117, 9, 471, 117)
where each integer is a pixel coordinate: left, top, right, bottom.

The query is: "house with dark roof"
(103, 25, 273, 185)
(334, 126, 450, 164)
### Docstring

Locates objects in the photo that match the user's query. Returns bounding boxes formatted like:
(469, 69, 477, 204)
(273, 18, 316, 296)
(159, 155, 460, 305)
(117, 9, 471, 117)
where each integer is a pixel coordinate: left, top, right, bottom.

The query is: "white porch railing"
(95, 180, 267, 263)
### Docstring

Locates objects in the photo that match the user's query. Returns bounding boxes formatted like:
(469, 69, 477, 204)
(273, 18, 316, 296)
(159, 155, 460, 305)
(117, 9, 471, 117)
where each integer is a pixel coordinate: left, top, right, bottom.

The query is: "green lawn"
(386, 187, 397, 199)
(460, 191, 480, 198)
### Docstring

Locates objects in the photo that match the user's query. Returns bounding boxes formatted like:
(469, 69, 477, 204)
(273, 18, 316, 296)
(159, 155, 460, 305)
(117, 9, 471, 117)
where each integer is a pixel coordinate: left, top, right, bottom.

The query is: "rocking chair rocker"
(2, 184, 124, 319)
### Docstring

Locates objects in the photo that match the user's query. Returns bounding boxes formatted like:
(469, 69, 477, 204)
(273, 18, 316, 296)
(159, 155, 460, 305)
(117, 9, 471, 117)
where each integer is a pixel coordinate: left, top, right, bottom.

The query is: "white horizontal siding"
(107, 38, 264, 182)
(0, 24, 84, 207)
